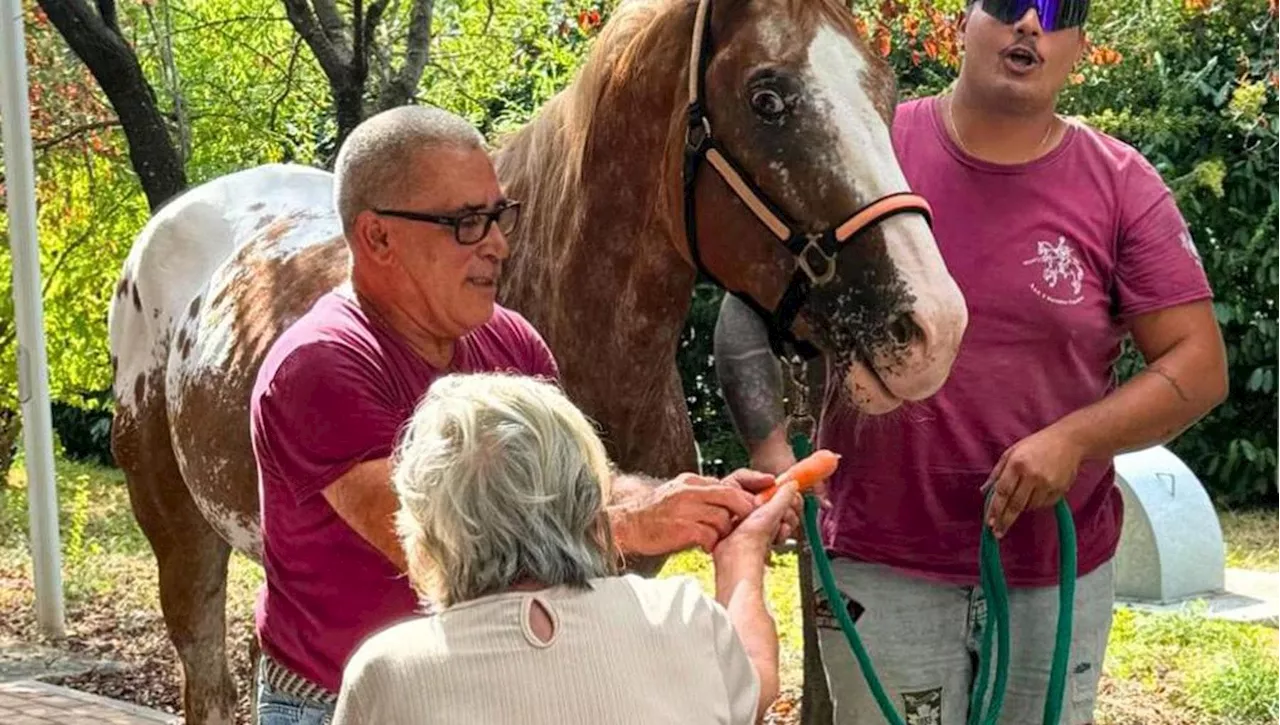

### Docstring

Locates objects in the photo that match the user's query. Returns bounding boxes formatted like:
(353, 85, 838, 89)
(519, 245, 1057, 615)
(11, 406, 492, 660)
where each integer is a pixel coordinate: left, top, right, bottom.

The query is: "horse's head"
(675, 0, 967, 413)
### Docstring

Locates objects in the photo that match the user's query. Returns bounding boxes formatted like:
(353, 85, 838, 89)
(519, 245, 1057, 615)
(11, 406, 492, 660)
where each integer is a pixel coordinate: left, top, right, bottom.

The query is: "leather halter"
(681, 0, 935, 359)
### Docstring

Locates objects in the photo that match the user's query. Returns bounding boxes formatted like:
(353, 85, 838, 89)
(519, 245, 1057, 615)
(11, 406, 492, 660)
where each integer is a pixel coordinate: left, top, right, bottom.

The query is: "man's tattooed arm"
(713, 295, 798, 474)
(1036, 301, 1228, 462)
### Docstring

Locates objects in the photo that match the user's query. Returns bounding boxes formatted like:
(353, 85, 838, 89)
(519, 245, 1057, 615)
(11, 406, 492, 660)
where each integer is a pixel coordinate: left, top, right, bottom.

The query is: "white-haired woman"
(332, 372, 796, 725)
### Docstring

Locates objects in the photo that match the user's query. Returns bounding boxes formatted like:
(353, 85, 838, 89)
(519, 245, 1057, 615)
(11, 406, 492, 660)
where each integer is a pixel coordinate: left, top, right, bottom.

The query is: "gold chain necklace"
(946, 95, 1057, 159)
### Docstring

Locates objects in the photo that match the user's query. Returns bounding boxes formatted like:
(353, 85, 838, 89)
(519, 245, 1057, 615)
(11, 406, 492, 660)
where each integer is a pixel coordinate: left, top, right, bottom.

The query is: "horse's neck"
(501, 2, 697, 382)
(495, 3, 702, 473)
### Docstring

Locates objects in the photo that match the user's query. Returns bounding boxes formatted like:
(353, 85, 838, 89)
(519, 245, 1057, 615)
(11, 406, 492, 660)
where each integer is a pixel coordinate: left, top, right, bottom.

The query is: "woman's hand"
(712, 482, 798, 577)
(721, 468, 801, 544)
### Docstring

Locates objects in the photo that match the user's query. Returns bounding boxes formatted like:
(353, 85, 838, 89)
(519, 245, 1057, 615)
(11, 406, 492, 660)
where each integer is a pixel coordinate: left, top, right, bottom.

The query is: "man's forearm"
(611, 472, 661, 503)
(714, 294, 795, 473)
(606, 472, 661, 555)
(322, 459, 409, 572)
(1053, 344, 1227, 462)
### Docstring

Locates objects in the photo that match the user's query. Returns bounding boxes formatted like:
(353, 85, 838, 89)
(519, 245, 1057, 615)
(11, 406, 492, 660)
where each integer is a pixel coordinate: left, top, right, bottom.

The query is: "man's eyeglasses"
(373, 201, 521, 245)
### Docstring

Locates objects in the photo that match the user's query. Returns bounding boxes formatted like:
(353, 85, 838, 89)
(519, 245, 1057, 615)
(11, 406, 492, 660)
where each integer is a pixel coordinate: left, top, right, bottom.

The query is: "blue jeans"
(256, 657, 336, 725)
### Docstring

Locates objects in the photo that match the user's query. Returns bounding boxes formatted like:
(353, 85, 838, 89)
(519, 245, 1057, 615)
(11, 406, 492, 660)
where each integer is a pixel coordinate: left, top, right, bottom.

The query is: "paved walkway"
(1117, 567, 1280, 628)
(0, 680, 179, 724)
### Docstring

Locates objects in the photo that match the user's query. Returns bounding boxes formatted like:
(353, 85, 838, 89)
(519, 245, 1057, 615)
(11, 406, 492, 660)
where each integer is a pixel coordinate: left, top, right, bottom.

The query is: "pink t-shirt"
(816, 96, 1213, 587)
(250, 289, 559, 692)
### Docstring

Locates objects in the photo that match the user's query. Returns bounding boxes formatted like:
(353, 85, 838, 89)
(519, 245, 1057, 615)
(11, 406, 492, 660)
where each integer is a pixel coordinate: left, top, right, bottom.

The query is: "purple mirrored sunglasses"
(981, 0, 1090, 31)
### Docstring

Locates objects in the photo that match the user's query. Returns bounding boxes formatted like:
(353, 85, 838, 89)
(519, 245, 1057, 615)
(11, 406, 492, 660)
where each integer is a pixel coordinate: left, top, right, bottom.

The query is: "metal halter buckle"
(686, 113, 712, 151)
(797, 233, 838, 285)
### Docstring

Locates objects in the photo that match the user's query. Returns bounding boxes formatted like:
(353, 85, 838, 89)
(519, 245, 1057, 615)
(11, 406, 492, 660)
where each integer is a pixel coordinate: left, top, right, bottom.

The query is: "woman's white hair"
(391, 372, 618, 607)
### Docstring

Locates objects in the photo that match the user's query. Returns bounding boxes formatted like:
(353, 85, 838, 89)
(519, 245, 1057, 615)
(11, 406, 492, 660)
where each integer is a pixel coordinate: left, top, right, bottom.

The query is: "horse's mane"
(494, 0, 689, 297)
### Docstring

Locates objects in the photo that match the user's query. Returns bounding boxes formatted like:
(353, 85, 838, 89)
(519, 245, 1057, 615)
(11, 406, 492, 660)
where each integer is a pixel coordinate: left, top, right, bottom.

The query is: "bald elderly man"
(250, 105, 775, 722)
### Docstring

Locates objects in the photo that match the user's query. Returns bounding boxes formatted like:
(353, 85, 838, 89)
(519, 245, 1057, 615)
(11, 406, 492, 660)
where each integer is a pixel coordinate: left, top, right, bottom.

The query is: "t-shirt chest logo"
(1022, 236, 1086, 306)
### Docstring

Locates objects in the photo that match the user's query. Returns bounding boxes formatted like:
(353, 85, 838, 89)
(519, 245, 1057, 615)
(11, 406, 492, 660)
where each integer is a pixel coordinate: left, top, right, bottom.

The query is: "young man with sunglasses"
(714, 1, 1228, 723)
(250, 105, 779, 722)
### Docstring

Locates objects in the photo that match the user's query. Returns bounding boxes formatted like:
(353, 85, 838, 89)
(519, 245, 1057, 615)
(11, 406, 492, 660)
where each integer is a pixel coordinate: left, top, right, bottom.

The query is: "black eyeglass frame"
(373, 201, 521, 245)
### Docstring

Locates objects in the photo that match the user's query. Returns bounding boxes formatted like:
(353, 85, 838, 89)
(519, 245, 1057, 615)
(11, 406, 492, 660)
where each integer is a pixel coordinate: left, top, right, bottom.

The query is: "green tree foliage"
(419, 0, 604, 135)
(2, 0, 331, 470)
(125, 0, 334, 177)
(1, 3, 150, 472)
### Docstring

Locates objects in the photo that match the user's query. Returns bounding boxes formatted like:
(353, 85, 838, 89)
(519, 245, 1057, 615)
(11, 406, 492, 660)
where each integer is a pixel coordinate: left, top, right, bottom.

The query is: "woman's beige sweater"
(333, 574, 760, 724)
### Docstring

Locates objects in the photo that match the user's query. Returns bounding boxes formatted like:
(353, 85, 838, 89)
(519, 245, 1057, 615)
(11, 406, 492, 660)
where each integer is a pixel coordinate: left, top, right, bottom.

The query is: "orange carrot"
(759, 449, 841, 502)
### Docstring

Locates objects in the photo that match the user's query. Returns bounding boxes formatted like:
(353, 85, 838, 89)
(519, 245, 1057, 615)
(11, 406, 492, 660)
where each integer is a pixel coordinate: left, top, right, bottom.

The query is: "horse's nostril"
(888, 314, 922, 347)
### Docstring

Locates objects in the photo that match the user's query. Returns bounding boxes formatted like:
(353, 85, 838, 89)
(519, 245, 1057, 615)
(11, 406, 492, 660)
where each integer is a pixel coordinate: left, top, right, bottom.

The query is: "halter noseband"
(681, 0, 934, 359)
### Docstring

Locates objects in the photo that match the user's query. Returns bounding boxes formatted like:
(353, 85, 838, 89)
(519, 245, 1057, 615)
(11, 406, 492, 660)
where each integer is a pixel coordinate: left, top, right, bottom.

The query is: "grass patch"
(2, 458, 263, 610)
(1219, 509, 1278, 571)
(2, 460, 152, 606)
(1105, 604, 1279, 724)
(660, 549, 804, 686)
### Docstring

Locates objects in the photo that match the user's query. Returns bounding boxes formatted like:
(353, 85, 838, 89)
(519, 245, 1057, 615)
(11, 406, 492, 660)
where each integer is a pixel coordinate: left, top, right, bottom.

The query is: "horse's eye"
(750, 89, 787, 120)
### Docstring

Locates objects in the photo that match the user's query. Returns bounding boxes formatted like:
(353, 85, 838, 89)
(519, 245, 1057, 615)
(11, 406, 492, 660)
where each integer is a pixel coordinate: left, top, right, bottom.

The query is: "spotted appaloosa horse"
(108, 0, 966, 720)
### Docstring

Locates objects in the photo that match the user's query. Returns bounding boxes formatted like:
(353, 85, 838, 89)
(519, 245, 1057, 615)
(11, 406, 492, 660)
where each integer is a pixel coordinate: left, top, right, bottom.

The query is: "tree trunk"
(37, 0, 187, 211)
(0, 408, 22, 484)
(282, 0, 434, 164)
(800, 540, 834, 725)
(785, 357, 833, 724)
(332, 79, 365, 164)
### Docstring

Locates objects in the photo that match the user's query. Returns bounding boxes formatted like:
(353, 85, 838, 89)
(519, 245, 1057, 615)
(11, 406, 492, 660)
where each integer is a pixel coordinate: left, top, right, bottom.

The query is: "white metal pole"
(1, 0, 66, 637)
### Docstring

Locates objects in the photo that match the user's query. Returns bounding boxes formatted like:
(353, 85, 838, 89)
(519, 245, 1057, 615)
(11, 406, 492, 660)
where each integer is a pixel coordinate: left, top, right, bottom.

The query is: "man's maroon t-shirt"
(816, 96, 1214, 587)
(250, 289, 559, 692)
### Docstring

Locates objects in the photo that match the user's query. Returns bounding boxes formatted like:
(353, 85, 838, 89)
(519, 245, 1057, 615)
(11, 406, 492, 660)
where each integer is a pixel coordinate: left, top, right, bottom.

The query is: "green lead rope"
(799, 493, 1078, 725)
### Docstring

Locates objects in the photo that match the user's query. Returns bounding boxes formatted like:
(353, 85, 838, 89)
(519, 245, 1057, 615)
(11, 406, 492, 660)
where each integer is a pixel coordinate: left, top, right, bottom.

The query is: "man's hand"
(722, 468, 800, 545)
(610, 473, 757, 556)
(983, 426, 1085, 538)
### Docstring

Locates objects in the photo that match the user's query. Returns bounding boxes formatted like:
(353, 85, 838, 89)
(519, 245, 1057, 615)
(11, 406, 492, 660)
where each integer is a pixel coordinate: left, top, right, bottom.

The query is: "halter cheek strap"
(681, 0, 934, 359)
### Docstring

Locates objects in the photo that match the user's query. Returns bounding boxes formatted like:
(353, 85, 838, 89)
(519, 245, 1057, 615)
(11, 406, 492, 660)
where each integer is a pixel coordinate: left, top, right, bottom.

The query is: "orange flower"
(577, 9, 600, 32)
(903, 15, 920, 38)
(853, 16, 869, 39)
(873, 23, 892, 57)
(1183, 0, 1212, 11)
(1069, 72, 1085, 85)
(923, 36, 939, 59)
(1088, 46, 1122, 66)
